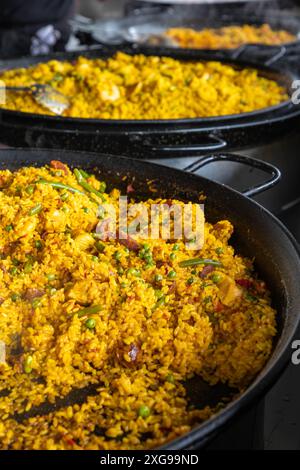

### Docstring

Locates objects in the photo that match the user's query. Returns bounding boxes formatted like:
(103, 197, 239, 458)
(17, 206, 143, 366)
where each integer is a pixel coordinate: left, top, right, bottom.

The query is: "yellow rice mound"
(0, 52, 288, 119)
(0, 162, 276, 449)
(166, 24, 296, 49)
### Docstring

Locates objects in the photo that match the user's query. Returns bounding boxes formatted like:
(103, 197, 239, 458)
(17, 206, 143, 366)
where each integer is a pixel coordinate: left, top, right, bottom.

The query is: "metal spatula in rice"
(1, 84, 70, 115)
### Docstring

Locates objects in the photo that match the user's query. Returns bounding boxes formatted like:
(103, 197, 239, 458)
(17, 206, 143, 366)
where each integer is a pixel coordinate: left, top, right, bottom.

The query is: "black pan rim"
(1, 147, 300, 450)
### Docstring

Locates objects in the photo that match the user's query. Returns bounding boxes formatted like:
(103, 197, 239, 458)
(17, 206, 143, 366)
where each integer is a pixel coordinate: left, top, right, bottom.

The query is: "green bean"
(25, 185, 35, 195)
(74, 169, 105, 201)
(79, 169, 90, 179)
(36, 178, 85, 195)
(28, 203, 43, 216)
(179, 258, 222, 268)
(75, 305, 102, 318)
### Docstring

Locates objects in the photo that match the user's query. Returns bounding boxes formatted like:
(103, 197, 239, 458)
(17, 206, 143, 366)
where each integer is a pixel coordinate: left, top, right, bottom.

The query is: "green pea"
(187, 277, 195, 285)
(46, 273, 56, 281)
(10, 267, 18, 276)
(215, 247, 224, 255)
(83, 207, 89, 214)
(85, 318, 96, 329)
(35, 240, 43, 250)
(91, 255, 98, 262)
(138, 405, 151, 419)
(25, 185, 35, 195)
(154, 274, 163, 283)
(191, 269, 197, 275)
(5, 225, 13, 232)
(32, 298, 42, 309)
(118, 267, 124, 275)
(211, 273, 222, 284)
(24, 355, 33, 374)
(169, 253, 176, 261)
(172, 243, 180, 251)
(142, 243, 150, 251)
(167, 270, 176, 279)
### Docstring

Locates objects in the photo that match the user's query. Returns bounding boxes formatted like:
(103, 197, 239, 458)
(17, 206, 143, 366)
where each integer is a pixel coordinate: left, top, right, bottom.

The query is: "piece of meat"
(126, 184, 135, 194)
(115, 342, 141, 368)
(50, 160, 69, 175)
(218, 276, 242, 307)
(199, 265, 215, 278)
(236, 278, 253, 289)
(168, 281, 176, 294)
(23, 288, 45, 301)
(118, 233, 139, 252)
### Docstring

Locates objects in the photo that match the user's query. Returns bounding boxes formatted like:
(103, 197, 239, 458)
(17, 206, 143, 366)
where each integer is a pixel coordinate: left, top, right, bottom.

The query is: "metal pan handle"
(183, 153, 281, 198)
(144, 134, 227, 155)
(230, 43, 287, 66)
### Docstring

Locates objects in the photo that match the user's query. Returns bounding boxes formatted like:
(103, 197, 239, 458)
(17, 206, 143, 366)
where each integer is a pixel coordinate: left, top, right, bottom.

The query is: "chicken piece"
(74, 233, 94, 251)
(44, 209, 67, 233)
(218, 275, 242, 307)
(101, 85, 120, 102)
(14, 217, 37, 240)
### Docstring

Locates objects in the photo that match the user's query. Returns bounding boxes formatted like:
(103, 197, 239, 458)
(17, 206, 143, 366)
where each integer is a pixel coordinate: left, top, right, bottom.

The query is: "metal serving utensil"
(1, 84, 70, 115)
